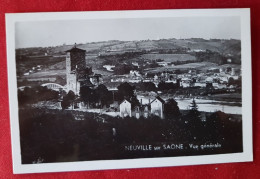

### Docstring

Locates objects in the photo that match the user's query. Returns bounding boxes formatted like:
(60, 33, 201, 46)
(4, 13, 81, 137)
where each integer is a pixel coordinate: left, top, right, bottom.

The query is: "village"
(14, 43, 241, 122)
(12, 12, 246, 165)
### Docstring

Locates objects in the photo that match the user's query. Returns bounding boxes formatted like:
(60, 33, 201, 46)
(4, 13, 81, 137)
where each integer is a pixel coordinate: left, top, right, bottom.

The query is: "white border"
(6, 9, 253, 174)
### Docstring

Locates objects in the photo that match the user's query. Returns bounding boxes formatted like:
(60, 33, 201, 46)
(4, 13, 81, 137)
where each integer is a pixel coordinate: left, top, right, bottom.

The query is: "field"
(145, 62, 219, 73)
(140, 53, 196, 62)
(16, 38, 241, 58)
(15, 38, 241, 87)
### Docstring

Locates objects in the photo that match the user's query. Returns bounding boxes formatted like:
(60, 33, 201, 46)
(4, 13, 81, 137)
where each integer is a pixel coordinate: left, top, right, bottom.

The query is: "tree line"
(19, 100, 242, 164)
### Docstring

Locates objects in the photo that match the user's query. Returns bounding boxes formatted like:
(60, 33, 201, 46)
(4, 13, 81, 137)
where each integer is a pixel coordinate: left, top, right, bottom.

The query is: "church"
(65, 44, 98, 95)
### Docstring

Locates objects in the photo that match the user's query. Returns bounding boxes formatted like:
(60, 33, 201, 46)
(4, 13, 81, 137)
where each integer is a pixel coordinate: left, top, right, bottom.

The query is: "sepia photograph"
(6, 9, 252, 173)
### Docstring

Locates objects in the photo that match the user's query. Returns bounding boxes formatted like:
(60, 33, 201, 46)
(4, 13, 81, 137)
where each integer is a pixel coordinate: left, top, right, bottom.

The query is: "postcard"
(6, 9, 252, 174)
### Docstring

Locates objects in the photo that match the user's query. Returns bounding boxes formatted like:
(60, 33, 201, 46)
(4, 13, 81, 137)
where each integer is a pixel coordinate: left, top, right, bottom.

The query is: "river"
(137, 96, 242, 115)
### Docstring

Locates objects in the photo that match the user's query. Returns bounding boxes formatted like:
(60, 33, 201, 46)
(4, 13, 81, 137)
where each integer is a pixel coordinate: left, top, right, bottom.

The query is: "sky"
(15, 16, 241, 48)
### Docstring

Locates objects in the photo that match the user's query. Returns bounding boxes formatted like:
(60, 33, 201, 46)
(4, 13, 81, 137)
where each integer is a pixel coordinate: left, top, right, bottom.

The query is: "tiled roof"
(66, 47, 86, 52)
(150, 96, 165, 104)
(120, 99, 131, 105)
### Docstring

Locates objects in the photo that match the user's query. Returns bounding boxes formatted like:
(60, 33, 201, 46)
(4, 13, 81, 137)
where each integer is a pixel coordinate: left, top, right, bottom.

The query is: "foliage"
(80, 86, 93, 105)
(117, 82, 135, 101)
(18, 86, 60, 106)
(138, 82, 157, 92)
(95, 84, 113, 107)
(164, 98, 181, 119)
(80, 85, 113, 108)
(195, 50, 225, 65)
(117, 82, 140, 108)
(113, 64, 134, 75)
(19, 107, 242, 164)
(158, 82, 179, 91)
(228, 77, 241, 87)
(61, 90, 75, 110)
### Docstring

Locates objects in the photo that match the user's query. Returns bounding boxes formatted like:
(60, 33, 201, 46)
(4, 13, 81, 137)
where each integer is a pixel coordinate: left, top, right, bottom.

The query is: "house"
(129, 79, 142, 83)
(143, 105, 150, 118)
(213, 83, 227, 89)
(119, 96, 165, 119)
(180, 78, 192, 88)
(150, 96, 165, 119)
(157, 62, 170, 67)
(119, 99, 132, 117)
(103, 65, 115, 71)
(132, 106, 141, 119)
(132, 62, 139, 68)
(194, 82, 206, 88)
(89, 74, 102, 86)
(129, 70, 141, 77)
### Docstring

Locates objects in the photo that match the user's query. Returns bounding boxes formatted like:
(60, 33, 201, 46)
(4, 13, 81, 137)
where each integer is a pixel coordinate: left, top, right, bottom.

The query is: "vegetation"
(16, 38, 243, 164)
(164, 98, 181, 119)
(18, 86, 60, 106)
(79, 84, 113, 109)
(116, 82, 140, 108)
(19, 106, 242, 164)
(61, 91, 76, 110)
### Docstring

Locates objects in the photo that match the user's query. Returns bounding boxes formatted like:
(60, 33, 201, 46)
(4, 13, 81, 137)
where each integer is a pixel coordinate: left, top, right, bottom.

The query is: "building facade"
(65, 46, 86, 95)
(150, 96, 165, 119)
(119, 96, 165, 119)
(120, 99, 132, 117)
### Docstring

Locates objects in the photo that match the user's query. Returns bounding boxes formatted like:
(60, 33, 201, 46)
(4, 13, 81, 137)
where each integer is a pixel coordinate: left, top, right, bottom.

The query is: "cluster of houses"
(119, 96, 165, 119)
(179, 67, 241, 89)
(109, 66, 240, 90)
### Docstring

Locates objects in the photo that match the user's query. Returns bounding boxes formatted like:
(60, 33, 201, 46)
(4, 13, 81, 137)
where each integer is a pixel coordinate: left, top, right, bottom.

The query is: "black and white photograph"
(6, 9, 252, 173)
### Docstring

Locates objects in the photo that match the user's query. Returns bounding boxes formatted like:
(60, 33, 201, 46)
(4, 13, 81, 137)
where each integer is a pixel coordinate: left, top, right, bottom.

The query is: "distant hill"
(16, 38, 240, 56)
(16, 38, 241, 71)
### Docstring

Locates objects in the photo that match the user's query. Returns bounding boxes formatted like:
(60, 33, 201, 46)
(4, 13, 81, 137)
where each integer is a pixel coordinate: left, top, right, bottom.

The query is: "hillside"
(15, 38, 241, 78)
(16, 38, 241, 57)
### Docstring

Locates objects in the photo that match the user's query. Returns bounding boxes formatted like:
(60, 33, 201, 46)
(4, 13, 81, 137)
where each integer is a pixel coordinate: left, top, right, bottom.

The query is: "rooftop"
(66, 46, 86, 53)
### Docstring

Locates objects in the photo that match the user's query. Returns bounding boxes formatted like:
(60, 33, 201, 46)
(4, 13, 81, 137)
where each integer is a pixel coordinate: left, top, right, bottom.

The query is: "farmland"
(145, 62, 219, 73)
(140, 54, 196, 63)
(15, 38, 241, 87)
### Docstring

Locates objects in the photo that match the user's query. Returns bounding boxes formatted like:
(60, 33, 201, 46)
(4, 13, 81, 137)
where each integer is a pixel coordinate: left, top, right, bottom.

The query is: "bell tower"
(65, 44, 86, 95)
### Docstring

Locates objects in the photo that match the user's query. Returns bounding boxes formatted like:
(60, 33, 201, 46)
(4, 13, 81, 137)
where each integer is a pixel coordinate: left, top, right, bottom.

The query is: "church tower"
(65, 44, 86, 95)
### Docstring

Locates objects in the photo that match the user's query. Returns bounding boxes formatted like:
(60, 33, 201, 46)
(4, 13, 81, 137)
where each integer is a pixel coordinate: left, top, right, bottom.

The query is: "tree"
(117, 82, 135, 101)
(117, 82, 140, 108)
(114, 64, 133, 75)
(130, 95, 140, 109)
(182, 98, 204, 140)
(18, 87, 35, 106)
(158, 82, 176, 91)
(189, 98, 199, 117)
(183, 98, 201, 125)
(95, 84, 112, 107)
(164, 98, 181, 119)
(80, 86, 93, 106)
(228, 77, 235, 85)
(61, 91, 75, 110)
(36, 86, 59, 102)
(140, 82, 156, 91)
(18, 86, 59, 107)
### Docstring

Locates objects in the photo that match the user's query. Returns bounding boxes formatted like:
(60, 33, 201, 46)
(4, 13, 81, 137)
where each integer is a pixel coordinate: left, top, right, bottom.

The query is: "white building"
(194, 82, 206, 88)
(150, 96, 165, 119)
(129, 70, 141, 77)
(180, 78, 192, 88)
(119, 99, 132, 117)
